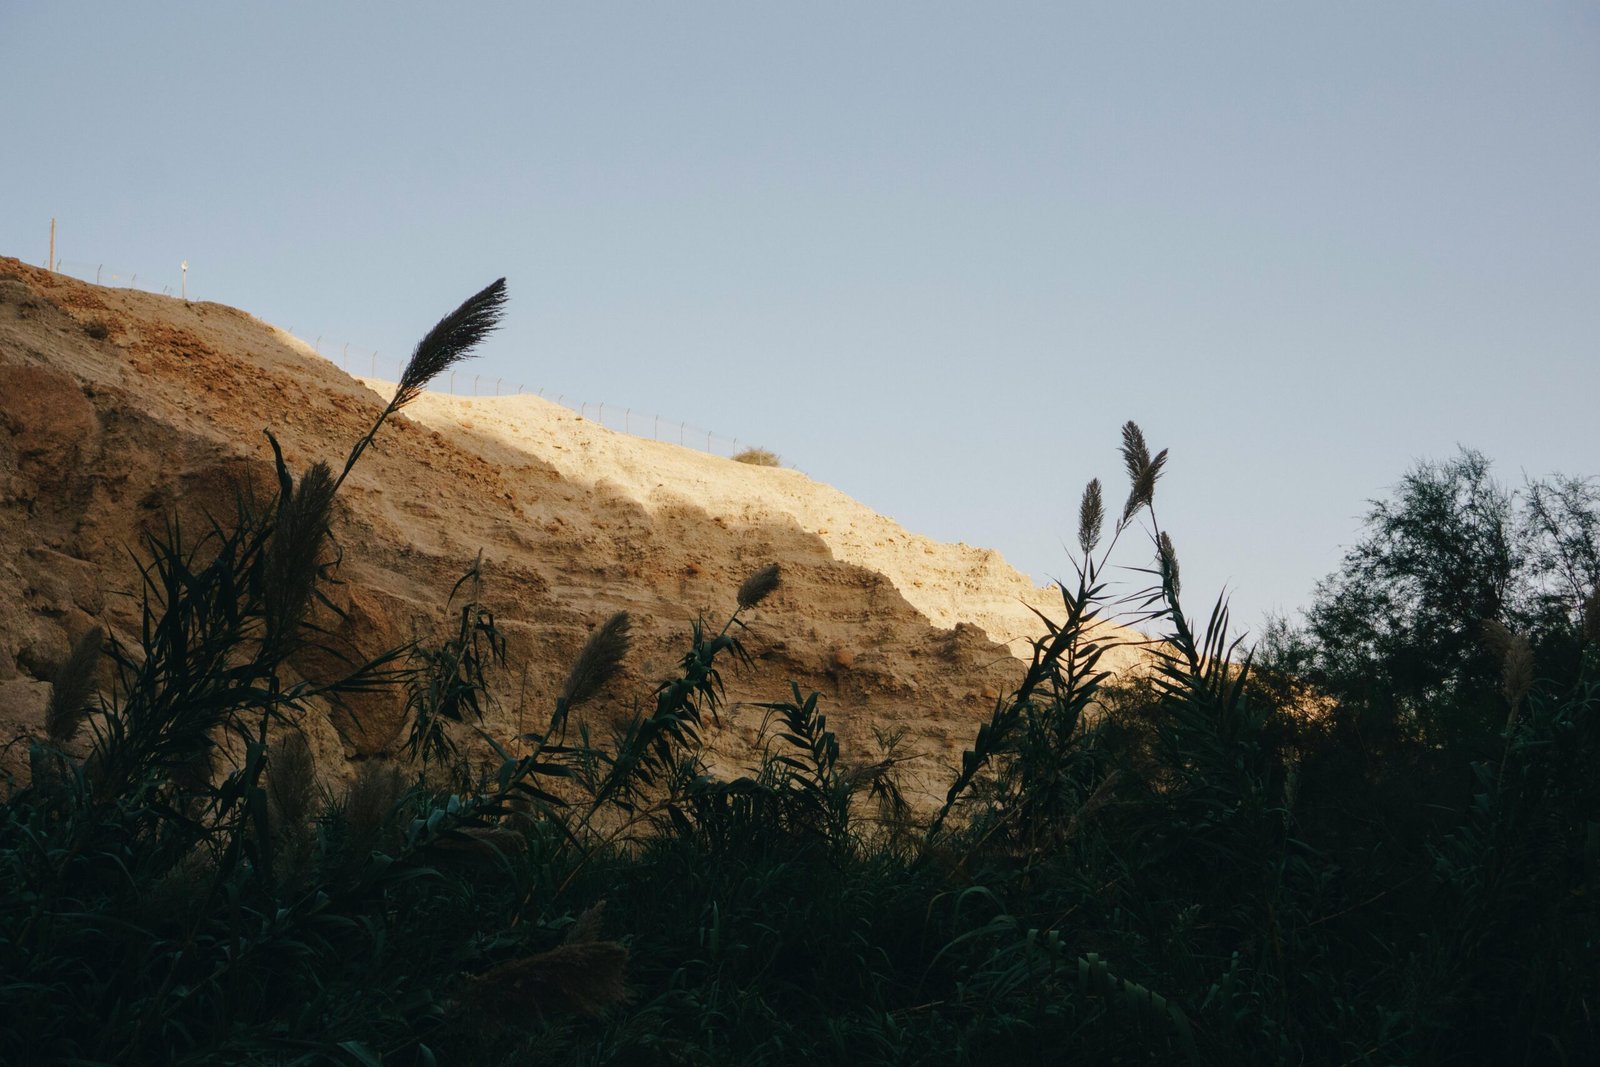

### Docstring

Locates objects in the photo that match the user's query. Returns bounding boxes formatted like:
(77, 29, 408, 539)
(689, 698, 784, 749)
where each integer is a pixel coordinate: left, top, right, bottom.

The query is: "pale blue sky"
(4, 2, 1597, 635)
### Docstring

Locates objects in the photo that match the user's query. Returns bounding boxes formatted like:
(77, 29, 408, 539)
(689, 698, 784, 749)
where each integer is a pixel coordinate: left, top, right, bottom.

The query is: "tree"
(1520, 473, 1600, 632)
(1304, 449, 1512, 732)
(1291, 450, 1600, 741)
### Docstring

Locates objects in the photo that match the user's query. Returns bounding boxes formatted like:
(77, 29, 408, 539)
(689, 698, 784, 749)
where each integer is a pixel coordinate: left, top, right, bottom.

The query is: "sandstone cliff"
(0, 259, 1140, 804)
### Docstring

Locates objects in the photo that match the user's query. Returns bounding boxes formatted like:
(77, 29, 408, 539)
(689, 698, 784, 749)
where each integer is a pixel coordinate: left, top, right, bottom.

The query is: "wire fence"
(318, 346, 756, 459)
(47, 258, 773, 462)
(56, 258, 181, 297)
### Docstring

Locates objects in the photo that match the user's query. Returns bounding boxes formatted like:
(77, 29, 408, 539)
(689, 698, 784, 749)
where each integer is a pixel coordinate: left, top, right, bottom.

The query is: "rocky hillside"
(0, 259, 1140, 804)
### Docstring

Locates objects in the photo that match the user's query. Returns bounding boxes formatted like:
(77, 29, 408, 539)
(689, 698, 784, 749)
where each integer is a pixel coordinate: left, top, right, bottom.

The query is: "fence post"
(706, 430, 712, 452)
(449, 370, 456, 395)
(495, 377, 502, 396)
(342, 343, 349, 370)
(96, 265, 102, 284)
(598, 403, 604, 426)
(473, 374, 480, 396)
(48, 218, 55, 272)
(680, 422, 685, 445)
(654, 414, 660, 440)
(371, 351, 377, 376)
(624, 408, 631, 434)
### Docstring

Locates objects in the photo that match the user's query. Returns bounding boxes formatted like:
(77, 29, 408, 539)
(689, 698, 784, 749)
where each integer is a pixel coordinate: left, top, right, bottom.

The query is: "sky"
(4, 2, 1597, 637)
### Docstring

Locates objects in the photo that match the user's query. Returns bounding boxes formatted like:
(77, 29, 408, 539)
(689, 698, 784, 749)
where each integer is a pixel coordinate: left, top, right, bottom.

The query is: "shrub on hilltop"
(732, 446, 780, 467)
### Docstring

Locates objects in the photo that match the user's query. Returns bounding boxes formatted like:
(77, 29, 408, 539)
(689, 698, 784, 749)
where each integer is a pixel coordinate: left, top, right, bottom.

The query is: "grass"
(732, 447, 781, 467)
(1, 281, 1595, 1064)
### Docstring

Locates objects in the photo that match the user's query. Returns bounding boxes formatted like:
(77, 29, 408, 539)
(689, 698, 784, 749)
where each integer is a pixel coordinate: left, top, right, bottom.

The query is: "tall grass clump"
(732, 447, 780, 467)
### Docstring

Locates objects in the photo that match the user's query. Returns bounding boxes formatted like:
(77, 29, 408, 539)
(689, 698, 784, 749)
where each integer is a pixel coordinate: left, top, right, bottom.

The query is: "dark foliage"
(3, 346, 1595, 1067)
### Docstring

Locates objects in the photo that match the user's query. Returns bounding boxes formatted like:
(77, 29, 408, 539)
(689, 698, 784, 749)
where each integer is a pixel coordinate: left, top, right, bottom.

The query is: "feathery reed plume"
(1118, 420, 1168, 525)
(345, 760, 404, 847)
(1121, 421, 1150, 484)
(737, 563, 782, 610)
(336, 278, 508, 490)
(46, 625, 102, 744)
(393, 277, 509, 414)
(1158, 531, 1181, 599)
(1481, 618, 1513, 660)
(564, 901, 608, 944)
(562, 612, 632, 709)
(264, 456, 336, 654)
(266, 730, 317, 833)
(466, 941, 630, 1021)
(1482, 619, 1535, 726)
(1077, 478, 1104, 556)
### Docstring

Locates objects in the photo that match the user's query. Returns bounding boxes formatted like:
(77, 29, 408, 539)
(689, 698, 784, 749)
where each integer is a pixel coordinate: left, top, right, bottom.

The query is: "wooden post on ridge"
(48, 218, 55, 271)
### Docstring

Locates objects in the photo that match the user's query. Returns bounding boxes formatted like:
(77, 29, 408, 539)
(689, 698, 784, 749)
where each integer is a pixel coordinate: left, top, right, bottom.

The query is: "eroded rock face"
(290, 584, 415, 758)
(0, 259, 1140, 801)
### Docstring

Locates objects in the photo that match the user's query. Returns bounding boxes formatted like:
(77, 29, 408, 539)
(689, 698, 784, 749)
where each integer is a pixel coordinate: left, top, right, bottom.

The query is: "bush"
(732, 447, 780, 467)
(84, 318, 110, 340)
(1287, 448, 1599, 742)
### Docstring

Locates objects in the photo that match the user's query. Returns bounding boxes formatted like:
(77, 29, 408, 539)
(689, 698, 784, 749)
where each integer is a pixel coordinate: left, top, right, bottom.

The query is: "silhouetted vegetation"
(2, 284, 1594, 1063)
